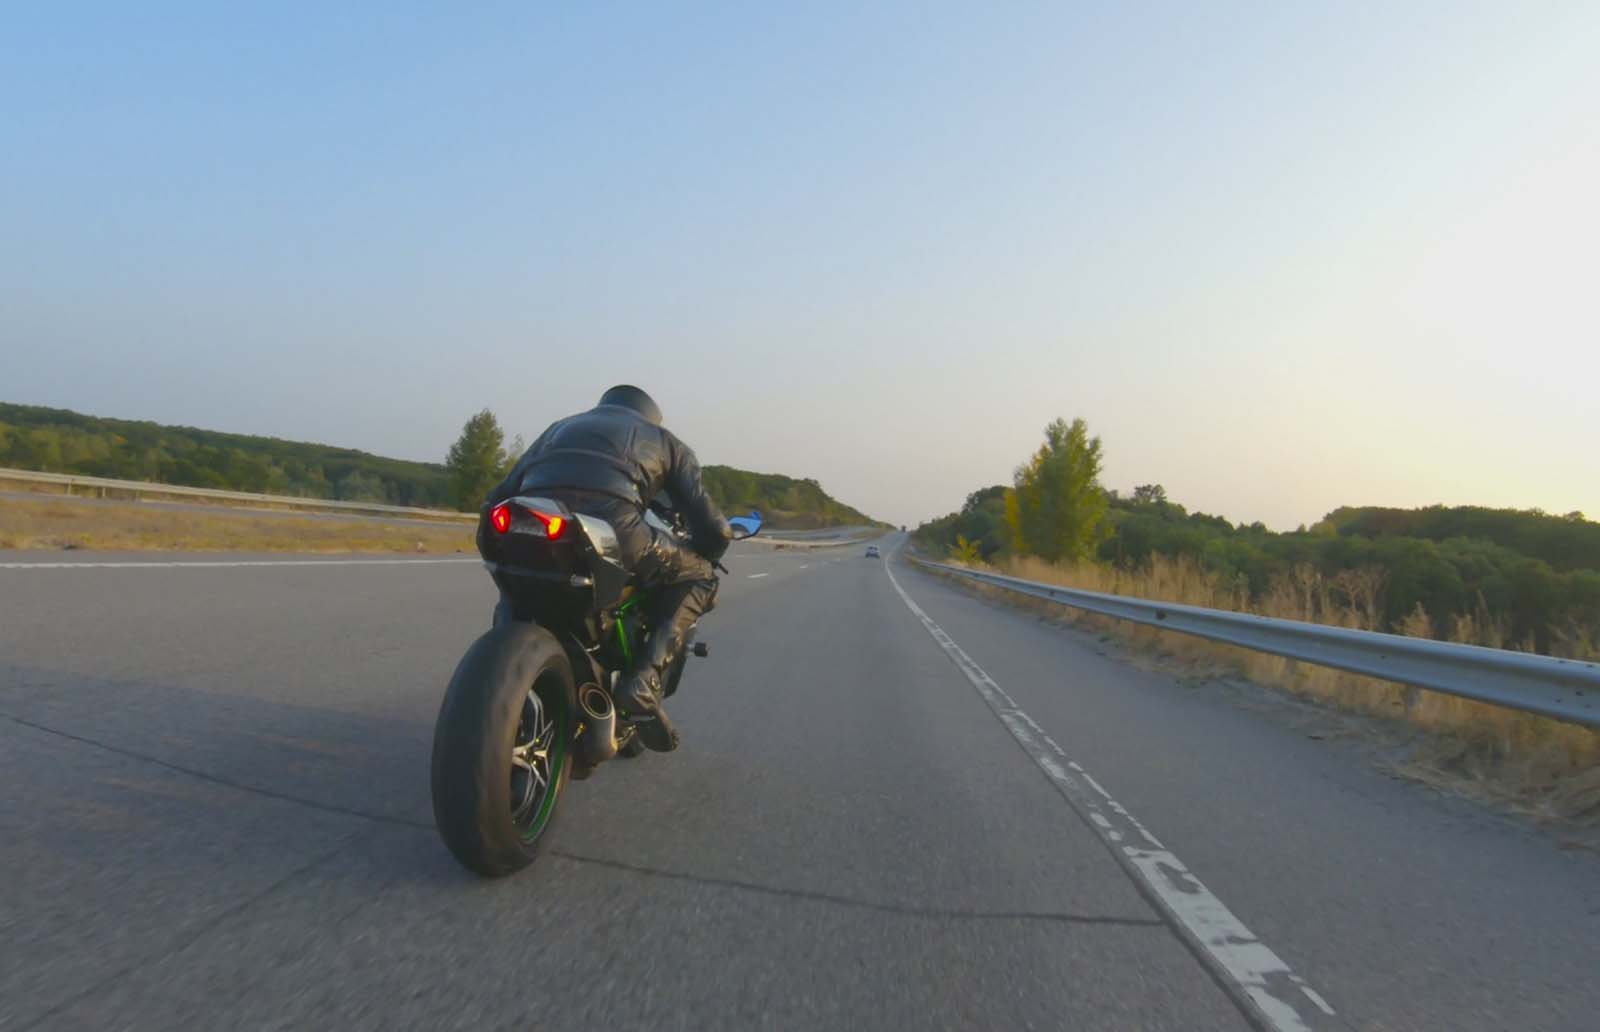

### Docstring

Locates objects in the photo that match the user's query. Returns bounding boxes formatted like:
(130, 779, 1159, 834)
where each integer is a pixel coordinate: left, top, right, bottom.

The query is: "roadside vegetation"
(0, 494, 474, 554)
(0, 401, 454, 507)
(916, 418, 1600, 819)
(1, 401, 879, 528)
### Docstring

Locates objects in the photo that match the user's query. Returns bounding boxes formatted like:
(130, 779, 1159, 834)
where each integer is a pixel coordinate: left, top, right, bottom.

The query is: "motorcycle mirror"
(727, 510, 763, 540)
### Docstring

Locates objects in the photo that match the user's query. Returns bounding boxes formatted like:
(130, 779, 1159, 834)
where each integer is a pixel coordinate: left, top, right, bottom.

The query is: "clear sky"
(4, 2, 1596, 529)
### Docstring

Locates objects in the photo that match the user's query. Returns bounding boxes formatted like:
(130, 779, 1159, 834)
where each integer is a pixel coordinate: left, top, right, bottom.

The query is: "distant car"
(864, 545, 881, 558)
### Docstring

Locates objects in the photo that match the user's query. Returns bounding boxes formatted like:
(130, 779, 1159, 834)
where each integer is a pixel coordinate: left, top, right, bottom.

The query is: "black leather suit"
(488, 397, 731, 735)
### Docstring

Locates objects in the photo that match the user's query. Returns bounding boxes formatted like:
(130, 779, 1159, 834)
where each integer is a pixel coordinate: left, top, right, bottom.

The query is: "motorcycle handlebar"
(649, 499, 736, 574)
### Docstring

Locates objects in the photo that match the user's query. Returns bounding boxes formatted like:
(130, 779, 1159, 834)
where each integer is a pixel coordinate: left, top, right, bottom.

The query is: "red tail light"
(489, 502, 564, 539)
(535, 512, 565, 539)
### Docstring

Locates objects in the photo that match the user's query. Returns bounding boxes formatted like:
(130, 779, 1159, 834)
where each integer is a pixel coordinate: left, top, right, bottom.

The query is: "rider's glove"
(694, 521, 732, 563)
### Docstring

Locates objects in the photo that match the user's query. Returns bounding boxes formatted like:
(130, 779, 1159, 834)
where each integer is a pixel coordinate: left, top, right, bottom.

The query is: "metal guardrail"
(913, 559, 1600, 729)
(762, 534, 880, 550)
(0, 466, 475, 522)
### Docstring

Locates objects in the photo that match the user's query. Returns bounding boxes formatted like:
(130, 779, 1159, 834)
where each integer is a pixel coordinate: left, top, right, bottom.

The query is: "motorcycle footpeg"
(691, 642, 709, 658)
(627, 712, 679, 753)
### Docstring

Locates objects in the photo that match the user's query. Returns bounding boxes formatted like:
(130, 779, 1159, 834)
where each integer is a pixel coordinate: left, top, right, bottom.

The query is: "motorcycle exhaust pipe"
(577, 684, 618, 765)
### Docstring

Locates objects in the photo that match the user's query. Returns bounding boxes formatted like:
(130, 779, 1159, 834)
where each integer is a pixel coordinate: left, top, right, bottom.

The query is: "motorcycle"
(429, 494, 762, 877)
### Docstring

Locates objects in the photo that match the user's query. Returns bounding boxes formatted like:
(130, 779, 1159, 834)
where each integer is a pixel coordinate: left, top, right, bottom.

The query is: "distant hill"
(0, 402, 877, 527)
(0, 402, 448, 507)
(700, 466, 880, 530)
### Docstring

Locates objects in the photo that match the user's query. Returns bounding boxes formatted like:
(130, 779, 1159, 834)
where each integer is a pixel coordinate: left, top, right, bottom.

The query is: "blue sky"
(3, 2, 1596, 527)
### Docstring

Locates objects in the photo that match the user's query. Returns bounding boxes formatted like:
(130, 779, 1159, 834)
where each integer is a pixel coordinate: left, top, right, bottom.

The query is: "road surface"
(2, 536, 1596, 1030)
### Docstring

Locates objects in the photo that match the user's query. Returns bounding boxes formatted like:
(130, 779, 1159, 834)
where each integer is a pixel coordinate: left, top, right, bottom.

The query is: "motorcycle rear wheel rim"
(509, 679, 566, 842)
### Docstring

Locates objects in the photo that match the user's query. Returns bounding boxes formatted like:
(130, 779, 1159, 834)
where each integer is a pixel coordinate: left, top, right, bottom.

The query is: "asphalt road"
(2, 536, 1596, 1030)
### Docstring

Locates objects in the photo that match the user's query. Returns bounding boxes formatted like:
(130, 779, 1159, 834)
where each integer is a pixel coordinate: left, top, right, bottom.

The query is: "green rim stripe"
(520, 702, 566, 843)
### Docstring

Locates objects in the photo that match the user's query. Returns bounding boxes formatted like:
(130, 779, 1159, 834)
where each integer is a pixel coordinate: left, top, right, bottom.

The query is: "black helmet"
(597, 384, 663, 425)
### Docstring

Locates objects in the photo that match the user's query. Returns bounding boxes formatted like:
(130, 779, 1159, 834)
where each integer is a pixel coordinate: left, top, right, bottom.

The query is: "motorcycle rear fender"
(480, 495, 630, 615)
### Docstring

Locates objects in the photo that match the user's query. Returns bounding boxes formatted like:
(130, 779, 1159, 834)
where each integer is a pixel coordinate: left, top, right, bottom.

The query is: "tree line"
(0, 401, 875, 528)
(698, 465, 878, 529)
(915, 417, 1600, 656)
(0, 402, 454, 507)
(444, 409, 878, 528)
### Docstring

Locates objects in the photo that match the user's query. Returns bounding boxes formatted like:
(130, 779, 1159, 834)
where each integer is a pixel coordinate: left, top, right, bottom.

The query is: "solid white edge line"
(1299, 985, 1338, 1017)
(0, 558, 482, 570)
(884, 556, 1336, 1032)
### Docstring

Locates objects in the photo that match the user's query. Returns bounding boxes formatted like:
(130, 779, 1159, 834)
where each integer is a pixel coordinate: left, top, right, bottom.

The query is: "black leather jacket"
(489, 403, 732, 561)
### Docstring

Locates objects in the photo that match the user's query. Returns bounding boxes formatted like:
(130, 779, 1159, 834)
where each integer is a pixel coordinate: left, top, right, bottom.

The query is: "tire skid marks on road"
(884, 558, 1338, 1032)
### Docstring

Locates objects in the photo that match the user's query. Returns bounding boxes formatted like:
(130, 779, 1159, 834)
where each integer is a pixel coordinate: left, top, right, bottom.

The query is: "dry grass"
(0, 494, 475, 554)
(939, 553, 1600, 822)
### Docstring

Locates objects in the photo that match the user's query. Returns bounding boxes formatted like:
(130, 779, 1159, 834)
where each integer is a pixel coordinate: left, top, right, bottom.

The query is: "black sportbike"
(429, 494, 761, 877)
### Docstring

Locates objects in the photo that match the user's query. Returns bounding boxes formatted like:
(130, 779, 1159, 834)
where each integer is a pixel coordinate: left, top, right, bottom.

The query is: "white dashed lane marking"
(884, 557, 1337, 1032)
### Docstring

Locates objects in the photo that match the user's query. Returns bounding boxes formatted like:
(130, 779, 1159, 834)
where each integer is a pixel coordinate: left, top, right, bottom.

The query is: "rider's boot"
(612, 578, 718, 753)
(613, 669, 679, 753)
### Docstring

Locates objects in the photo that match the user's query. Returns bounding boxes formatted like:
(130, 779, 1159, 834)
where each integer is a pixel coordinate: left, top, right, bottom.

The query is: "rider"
(487, 385, 731, 753)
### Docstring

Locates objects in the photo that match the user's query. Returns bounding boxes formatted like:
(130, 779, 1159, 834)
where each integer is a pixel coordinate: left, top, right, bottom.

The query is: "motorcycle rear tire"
(430, 622, 574, 877)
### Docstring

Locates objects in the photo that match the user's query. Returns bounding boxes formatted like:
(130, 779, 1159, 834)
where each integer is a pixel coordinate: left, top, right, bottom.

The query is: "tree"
(951, 534, 981, 564)
(499, 435, 526, 478)
(1004, 417, 1109, 563)
(445, 409, 508, 510)
(963, 485, 1007, 513)
(1132, 483, 1167, 505)
(336, 470, 388, 502)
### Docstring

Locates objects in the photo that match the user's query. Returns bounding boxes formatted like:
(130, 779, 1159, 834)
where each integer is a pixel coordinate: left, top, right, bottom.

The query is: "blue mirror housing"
(728, 510, 763, 540)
